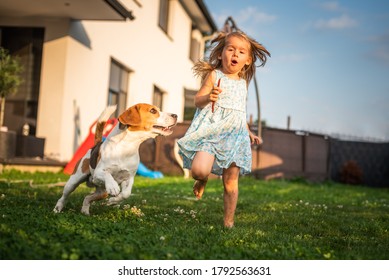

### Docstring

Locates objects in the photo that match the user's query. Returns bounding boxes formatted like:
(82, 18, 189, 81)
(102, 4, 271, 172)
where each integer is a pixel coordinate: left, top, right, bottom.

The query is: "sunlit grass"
(0, 170, 388, 260)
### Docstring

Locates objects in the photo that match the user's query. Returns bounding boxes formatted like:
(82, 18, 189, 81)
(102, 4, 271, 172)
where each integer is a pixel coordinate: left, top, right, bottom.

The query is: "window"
(0, 26, 44, 135)
(158, 0, 170, 34)
(189, 29, 201, 62)
(153, 86, 165, 110)
(108, 60, 130, 117)
(183, 88, 197, 121)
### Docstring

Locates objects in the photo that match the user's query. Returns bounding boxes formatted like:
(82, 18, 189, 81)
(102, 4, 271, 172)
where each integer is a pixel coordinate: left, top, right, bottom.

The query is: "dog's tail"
(95, 105, 117, 144)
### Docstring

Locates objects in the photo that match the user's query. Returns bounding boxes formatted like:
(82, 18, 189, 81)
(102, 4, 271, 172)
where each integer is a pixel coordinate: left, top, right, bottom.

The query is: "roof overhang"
(0, 0, 134, 21)
(179, 0, 217, 35)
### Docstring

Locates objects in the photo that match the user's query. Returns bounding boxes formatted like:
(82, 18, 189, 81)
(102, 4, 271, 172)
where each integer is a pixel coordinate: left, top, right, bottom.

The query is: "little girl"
(177, 30, 270, 228)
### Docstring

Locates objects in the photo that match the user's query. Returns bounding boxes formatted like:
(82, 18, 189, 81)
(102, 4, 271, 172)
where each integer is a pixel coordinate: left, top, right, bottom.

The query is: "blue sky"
(203, 0, 389, 141)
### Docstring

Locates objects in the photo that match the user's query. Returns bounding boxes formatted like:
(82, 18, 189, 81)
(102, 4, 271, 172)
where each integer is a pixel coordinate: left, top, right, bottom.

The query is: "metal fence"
(329, 139, 389, 187)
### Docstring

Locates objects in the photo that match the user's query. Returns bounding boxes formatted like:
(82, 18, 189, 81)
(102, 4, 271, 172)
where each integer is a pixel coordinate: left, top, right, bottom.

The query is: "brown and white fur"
(53, 103, 177, 215)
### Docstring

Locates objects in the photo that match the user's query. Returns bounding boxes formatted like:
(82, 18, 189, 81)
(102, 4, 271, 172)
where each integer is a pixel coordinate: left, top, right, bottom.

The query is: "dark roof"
(179, 0, 218, 34)
(0, 0, 133, 21)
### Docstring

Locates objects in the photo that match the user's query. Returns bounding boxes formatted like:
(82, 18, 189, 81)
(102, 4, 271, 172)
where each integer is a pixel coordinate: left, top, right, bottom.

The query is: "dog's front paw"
(106, 183, 120, 197)
(53, 202, 64, 213)
(107, 196, 122, 206)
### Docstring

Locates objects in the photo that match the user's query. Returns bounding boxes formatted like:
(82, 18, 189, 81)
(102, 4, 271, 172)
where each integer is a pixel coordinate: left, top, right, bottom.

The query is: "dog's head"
(118, 103, 177, 136)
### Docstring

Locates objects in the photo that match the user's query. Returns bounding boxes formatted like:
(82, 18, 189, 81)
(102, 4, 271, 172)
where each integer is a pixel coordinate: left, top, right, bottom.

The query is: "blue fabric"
(177, 69, 252, 175)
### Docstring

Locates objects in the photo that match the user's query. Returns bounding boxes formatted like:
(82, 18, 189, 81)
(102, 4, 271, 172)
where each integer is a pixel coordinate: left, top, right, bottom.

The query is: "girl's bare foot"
(224, 218, 234, 228)
(193, 179, 207, 199)
(224, 222, 234, 228)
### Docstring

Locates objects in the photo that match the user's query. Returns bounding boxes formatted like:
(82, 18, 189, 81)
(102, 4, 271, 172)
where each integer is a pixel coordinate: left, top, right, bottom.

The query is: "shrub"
(340, 160, 363, 185)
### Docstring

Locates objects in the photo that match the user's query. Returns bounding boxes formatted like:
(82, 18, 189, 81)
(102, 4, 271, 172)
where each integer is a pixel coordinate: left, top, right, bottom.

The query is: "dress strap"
(214, 69, 224, 85)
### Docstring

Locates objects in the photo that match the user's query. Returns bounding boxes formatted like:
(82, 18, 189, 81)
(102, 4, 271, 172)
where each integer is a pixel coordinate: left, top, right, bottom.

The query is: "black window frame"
(108, 59, 130, 117)
(158, 0, 170, 34)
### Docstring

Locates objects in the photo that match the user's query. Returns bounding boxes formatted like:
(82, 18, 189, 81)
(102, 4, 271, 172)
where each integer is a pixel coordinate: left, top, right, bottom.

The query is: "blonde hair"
(193, 31, 270, 83)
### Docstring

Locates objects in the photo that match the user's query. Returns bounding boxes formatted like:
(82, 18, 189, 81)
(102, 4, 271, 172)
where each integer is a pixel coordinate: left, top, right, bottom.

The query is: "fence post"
(302, 133, 306, 175)
(326, 137, 332, 181)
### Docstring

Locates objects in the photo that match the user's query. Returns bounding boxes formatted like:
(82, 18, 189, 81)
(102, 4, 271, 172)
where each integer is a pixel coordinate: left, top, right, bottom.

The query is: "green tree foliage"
(0, 47, 23, 127)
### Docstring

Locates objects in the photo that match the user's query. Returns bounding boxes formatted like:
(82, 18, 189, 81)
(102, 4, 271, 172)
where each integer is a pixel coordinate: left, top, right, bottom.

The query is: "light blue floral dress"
(178, 69, 252, 175)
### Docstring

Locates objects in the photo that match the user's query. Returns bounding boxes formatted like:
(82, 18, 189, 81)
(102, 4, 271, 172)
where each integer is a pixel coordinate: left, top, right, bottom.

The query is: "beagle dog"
(53, 103, 177, 215)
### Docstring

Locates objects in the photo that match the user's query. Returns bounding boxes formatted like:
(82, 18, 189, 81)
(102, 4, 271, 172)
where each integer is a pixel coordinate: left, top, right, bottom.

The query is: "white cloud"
(314, 14, 357, 30)
(319, 1, 342, 12)
(372, 48, 389, 64)
(236, 6, 277, 24)
(366, 31, 389, 64)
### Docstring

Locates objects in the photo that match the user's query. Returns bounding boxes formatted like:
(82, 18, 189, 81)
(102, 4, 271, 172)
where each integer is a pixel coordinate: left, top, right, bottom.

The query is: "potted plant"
(0, 47, 23, 160)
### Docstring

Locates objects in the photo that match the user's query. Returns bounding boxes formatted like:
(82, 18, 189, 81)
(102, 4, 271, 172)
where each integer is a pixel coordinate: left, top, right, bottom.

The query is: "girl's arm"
(247, 124, 263, 145)
(245, 82, 262, 144)
(194, 70, 221, 109)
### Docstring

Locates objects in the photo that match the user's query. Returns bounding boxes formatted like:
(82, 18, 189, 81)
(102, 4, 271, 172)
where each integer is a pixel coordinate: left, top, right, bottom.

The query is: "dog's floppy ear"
(118, 104, 141, 127)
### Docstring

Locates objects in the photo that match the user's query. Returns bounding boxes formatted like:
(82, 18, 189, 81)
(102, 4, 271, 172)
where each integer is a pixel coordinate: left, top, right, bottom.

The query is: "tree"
(0, 47, 23, 128)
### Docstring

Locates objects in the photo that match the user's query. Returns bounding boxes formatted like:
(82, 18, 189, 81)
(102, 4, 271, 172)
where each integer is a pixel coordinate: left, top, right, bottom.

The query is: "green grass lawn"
(0, 170, 388, 260)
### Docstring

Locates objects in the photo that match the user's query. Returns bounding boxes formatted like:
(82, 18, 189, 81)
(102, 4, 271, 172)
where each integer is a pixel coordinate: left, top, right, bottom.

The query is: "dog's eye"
(150, 108, 157, 114)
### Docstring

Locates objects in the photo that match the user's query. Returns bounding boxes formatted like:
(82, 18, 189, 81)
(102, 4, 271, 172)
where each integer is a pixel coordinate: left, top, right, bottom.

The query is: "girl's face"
(219, 35, 252, 78)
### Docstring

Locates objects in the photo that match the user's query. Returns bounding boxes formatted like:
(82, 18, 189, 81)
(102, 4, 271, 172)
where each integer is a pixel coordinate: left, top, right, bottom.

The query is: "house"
(0, 0, 217, 164)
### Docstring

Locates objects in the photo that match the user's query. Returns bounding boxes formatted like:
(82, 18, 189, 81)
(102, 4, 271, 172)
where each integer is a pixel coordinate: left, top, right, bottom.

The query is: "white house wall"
(2, 0, 210, 161)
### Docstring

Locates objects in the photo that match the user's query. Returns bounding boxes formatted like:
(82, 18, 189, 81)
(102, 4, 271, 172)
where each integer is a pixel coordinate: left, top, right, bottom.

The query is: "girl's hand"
(194, 71, 221, 109)
(249, 132, 263, 145)
(209, 84, 221, 103)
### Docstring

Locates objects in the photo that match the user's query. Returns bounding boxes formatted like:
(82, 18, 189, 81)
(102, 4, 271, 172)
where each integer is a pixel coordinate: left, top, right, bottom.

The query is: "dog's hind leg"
(53, 173, 88, 213)
(81, 186, 108, 215)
